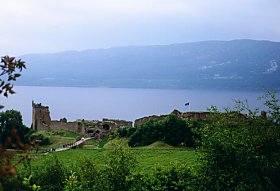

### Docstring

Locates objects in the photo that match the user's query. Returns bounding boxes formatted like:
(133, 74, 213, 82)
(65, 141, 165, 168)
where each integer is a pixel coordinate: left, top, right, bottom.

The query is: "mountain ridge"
(17, 39, 280, 90)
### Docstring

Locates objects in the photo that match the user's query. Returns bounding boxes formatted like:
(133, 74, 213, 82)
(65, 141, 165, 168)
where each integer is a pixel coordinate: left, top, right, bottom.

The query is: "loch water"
(1, 86, 270, 126)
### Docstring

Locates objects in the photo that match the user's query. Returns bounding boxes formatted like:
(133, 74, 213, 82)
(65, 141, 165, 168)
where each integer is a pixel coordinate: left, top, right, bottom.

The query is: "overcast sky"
(1, 0, 280, 55)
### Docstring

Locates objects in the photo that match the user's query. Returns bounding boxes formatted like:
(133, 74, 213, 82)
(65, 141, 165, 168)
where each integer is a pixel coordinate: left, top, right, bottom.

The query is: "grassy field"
(25, 131, 198, 173)
(24, 137, 198, 174)
(27, 147, 197, 173)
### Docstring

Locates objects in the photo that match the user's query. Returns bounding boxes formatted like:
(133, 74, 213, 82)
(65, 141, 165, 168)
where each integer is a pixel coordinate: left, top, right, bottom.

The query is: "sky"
(1, 0, 280, 56)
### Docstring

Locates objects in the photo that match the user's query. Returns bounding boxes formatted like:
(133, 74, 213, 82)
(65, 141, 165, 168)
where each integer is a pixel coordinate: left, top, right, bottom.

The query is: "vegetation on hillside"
(115, 114, 203, 148)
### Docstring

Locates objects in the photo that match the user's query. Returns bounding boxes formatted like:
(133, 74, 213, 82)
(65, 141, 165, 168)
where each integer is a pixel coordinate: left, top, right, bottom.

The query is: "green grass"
(133, 148, 197, 172)
(32, 130, 118, 150)
(98, 137, 110, 148)
(62, 131, 82, 139)
(25, 147, 198, 173)
(103, 138, 129, 148)
(26, 132, 198, 173)
(33, 130, 77, 150)
(145, 141, 173, 149)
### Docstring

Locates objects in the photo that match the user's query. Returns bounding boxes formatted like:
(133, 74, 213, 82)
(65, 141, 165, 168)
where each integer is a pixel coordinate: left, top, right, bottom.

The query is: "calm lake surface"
(1, 86, 271, 126)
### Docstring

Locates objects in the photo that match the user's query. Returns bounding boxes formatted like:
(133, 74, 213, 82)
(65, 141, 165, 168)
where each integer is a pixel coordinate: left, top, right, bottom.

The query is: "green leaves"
(259, 88, 280, 124)
(0, 55, 26, 98)
(197, 104, 280, 190)
(22, 175, 41, 191)
(106, 145, 136, 191)
(128, 114, 197, 147)
(64, 171, 81, 191)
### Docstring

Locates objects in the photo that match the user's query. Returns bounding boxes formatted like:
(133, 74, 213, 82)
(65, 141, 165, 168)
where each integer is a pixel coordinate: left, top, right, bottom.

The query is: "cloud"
(0, 0, 280, 55)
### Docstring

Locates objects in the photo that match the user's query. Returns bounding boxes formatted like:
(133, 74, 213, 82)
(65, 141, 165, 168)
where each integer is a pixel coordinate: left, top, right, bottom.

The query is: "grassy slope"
(103, 138, 129, 149)
(33, 130, 79, 150)
(28, 147, 197, 173)
(27, 133, 198, 173)
(26, 143, 197, 173)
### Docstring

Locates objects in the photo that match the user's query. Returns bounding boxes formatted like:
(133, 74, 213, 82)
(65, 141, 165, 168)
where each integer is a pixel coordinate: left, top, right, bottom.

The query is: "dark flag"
(185, 102, 190, 106)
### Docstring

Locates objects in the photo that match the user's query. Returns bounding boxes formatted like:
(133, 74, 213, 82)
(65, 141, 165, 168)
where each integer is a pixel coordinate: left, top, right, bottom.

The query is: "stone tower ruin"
(32, 101, 52, 130)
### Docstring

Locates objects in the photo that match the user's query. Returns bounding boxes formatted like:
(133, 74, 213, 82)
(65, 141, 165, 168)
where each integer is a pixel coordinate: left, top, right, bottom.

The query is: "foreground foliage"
(12, 147, 195, 191)
(197, 111, 280, 190)
(0, 56, 26, 99)
(196, 90, 280, 191)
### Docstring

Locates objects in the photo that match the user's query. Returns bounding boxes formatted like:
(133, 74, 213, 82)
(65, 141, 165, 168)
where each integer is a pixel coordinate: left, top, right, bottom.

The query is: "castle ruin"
(32, 101, 132, 139)
(134, 109, 211, 127)
(32, 101, 212, 139)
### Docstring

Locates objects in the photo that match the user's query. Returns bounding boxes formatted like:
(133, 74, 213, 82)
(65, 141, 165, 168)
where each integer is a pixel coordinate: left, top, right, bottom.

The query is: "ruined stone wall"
(50, 120, 85, 134)
(180, 112, 211, 120)
(134, 110, 211, 127)
(134, 115, 167, 127)
(83, 119, 133, 140)
(102, 118, 133, 129)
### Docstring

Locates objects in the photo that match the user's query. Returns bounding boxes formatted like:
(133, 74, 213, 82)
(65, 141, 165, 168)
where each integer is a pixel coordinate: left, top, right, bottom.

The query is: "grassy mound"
(103, 138, 129, 149)
(146, 141, 174, 149)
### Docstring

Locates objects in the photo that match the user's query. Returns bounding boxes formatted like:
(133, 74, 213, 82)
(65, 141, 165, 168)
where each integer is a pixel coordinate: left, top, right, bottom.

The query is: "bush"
(105, 145, 136, 191)
(128, 114, 196, 147)
(77, 157, 108, 191)
(126, 163, 195, 191)
(146, 163, 194, 191)
(30, 133, 51, 146)
(30, 156, 67, 191)
(64, 171, 81, 191)
(115, 127, 136, 138)
(196, 103, 280, 190)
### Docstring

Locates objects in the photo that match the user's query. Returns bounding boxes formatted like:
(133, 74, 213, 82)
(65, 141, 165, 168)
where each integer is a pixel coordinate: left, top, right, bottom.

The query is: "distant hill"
(17, 39, 280, 90)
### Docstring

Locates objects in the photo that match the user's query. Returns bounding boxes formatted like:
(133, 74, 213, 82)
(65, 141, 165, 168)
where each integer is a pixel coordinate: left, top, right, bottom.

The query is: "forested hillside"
(18, 39, 280, 89)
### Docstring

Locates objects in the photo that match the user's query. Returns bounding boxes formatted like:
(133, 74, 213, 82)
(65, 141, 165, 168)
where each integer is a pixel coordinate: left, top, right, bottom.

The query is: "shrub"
(30, 133, 51, 146)
(77, 157, 108, 191)
(128, 114, 196, 147)
(105, 145, 136, 191)
(31, 155, 67, 191)
(115, 127, 136, 138)
(146, 163, 194, 191)
(196, 101, 280, 190)
(64, 171, 81, 191)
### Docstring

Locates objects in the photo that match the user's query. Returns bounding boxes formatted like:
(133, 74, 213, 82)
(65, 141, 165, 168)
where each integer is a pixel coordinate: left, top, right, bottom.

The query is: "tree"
(0, 110, 29, 146)
(259, 88, 280, 124)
